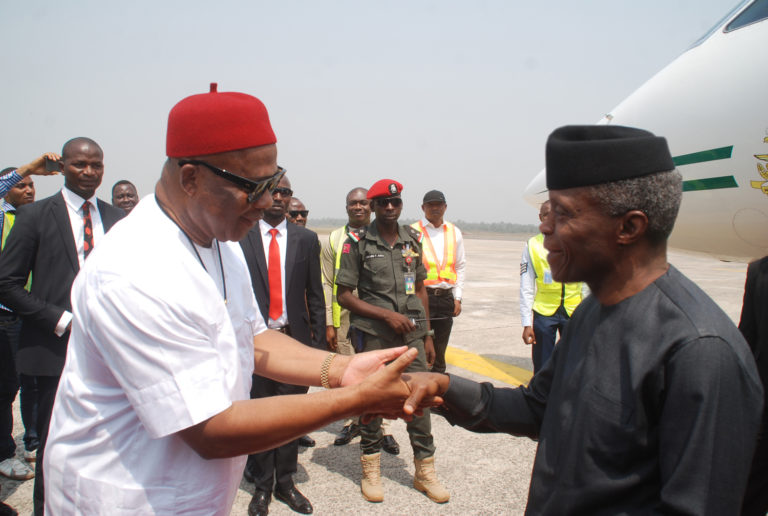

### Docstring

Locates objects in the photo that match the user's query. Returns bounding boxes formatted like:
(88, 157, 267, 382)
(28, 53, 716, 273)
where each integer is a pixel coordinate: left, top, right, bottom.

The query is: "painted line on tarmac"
(445, 346, 533, 387)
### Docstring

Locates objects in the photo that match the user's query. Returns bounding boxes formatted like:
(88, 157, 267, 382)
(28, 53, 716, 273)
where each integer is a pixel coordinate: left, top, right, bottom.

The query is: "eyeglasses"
(375, 197, 402, 207)
(178, 160, 286, 203)
(271, 187, 293, 197)
(288, 210, 309, 218)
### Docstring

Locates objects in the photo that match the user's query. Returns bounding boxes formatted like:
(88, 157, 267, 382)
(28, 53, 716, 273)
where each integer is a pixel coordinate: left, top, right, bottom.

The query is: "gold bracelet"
(320, 352, 337, 389)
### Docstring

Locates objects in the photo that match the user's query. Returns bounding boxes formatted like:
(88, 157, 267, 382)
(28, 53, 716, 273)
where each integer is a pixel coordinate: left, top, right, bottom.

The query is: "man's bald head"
(263, 174, 292, 225)
(60, 137, 105, 200)
(345, 187, 371, 228)
(287, 197, 308, 226)
(346, 187, 367, 204)
(62, 137, 102, 160)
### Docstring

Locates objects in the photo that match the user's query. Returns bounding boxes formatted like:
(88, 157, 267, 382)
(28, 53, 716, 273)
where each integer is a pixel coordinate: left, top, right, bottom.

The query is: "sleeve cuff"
(443, 374, 485, 414)
(55, 312, 73, 337)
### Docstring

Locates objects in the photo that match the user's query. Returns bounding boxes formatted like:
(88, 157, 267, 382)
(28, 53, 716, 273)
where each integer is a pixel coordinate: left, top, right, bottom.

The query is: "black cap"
(546, 125, 675, 190)
(423, 190, 446, 203)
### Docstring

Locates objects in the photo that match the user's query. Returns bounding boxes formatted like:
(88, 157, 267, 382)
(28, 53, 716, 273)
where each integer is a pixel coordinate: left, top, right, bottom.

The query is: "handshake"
(336, 346, 452, 422)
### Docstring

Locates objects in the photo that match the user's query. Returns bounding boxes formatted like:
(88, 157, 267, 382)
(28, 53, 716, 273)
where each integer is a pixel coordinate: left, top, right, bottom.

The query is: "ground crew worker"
(321, 187, 399, 454)
(519, 200, 585, 372)
(336, 179, 449, 505)
(411, 190, 466, 374)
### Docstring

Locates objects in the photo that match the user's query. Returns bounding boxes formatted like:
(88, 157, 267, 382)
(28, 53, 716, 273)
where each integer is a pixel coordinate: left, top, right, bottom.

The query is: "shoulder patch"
(348, 226, 366, 242)
(405, 225, 424, 243)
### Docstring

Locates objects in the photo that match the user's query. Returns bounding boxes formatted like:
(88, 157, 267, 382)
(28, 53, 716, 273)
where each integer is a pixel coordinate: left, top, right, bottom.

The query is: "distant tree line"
(309, 217, 538, 235)
(451, 219, 538, 234)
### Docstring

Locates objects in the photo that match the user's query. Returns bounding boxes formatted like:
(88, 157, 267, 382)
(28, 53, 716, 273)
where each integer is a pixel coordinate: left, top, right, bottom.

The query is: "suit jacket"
(239, 221, 326, 350)
(740, 256, 768, 400)
(0, 191, 125, 376)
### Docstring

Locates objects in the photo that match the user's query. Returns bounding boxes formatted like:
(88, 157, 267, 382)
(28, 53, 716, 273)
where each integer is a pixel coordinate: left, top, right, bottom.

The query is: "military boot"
(360, 452, 384, 502)
(413, 456, 450, 503)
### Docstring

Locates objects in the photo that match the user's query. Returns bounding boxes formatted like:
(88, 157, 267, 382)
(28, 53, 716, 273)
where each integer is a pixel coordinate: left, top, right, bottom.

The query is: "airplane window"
(688, 0, 749, 48)
(725, 0, 768, 31)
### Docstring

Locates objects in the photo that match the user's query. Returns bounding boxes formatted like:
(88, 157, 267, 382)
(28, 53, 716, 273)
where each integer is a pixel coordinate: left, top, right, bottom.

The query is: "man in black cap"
(400, 125, 763, 514)
(411, 190, 466, 374)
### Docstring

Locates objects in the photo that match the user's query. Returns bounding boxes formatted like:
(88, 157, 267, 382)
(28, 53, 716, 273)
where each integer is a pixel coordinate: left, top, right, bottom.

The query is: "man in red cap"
(336, 179, 449, 505)
(41, 84, 426, 516)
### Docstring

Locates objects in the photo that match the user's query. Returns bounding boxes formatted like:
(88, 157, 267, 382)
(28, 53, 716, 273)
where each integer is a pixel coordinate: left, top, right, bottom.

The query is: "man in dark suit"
(239, 172, 326, 516)
(740, 256, 768, 516)
(0, 137, 124, 515)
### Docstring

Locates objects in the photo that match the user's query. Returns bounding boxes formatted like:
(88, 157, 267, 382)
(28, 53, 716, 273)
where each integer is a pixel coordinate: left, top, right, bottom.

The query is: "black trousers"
(0, 315, 19, 461)
(246, 374, 309, 492)
(742, 406, 768, 515)
(427, 289, 455, 374)
(32, 375, 60, 516)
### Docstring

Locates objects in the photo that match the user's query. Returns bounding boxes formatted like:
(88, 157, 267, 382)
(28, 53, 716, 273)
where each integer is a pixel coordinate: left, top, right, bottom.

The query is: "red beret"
(367, 179, 403, 199)
(166, 83, 277, 158)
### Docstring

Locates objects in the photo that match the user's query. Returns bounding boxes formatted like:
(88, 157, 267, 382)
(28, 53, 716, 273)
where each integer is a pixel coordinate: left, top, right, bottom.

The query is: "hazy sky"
(0, 1, 736, 224)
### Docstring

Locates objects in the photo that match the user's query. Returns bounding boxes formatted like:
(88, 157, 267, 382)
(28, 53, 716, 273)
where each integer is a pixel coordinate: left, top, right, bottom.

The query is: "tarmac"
(0, 235, 751, 515)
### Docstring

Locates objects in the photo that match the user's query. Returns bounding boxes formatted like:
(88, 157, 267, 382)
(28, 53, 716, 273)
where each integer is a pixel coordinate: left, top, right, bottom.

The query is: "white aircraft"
(524, 0, 768, 262)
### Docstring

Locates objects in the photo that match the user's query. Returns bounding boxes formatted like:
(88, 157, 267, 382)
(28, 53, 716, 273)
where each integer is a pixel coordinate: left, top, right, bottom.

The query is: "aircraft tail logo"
(751, 137, 768, 195)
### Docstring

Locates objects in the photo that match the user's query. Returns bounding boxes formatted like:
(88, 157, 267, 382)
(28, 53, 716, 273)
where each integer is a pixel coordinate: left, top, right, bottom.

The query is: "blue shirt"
(0, 170, 22, 199)
(0, 170, 21, 313)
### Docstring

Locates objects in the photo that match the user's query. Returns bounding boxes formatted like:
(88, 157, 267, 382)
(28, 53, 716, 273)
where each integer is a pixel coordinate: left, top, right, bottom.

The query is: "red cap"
(166, 83, 277, 157)
(367, 179, 403, 199)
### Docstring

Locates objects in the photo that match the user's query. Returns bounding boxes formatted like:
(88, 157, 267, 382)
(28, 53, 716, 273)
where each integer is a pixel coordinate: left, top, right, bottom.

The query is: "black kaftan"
(441, 266, 763, 515)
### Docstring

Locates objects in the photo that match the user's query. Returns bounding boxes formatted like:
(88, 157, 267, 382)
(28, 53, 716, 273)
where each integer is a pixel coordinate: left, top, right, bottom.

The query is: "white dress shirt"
(519, 241, 537, 327)
(418, 218, 466, 300)
(61, 186, 105, 266)
(259, 218, 288, 328)
(55, 187, 107, 335)
(45, 195, 267, 516)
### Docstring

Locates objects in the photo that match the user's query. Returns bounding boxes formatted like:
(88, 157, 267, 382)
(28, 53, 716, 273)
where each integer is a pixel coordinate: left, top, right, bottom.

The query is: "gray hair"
(587, 169, 682, 243)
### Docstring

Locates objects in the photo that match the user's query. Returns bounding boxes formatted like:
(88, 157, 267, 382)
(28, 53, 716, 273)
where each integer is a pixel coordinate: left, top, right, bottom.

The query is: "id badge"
(543, 270, 553, 284)
(404, 272, 416, 295)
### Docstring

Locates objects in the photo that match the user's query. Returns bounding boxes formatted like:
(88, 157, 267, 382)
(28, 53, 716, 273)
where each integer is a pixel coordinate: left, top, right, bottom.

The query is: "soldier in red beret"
(336, 179, 449, 504)
(41, 84, 429, 516)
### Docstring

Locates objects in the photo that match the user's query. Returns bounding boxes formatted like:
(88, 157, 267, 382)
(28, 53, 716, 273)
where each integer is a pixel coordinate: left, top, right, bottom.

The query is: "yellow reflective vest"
(411, 221, 457, 285)
(1, 210, 32, 291)
(528, 233, 581, 317)
(1, 211, 13, 249)
(328, 225, 350, 328)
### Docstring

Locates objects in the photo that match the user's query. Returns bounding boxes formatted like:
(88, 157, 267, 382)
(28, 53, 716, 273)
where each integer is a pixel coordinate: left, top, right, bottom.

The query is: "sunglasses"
(271, 187, 293, 197)
(288, 210, 309, 218)
(375, 197, 402, 207)
(179, 160, 286, 203)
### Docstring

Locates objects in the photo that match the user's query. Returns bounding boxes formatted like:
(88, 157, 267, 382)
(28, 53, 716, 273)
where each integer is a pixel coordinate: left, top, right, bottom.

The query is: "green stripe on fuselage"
(673, 146, 738, 192)
(673, 146, 733, 166)
(682, 175, 738, 192)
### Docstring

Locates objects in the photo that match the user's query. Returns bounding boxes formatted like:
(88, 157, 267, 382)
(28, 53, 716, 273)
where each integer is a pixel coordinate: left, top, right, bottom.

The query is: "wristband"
(425, 329, 435, 337)
(321, 352, 337, 389)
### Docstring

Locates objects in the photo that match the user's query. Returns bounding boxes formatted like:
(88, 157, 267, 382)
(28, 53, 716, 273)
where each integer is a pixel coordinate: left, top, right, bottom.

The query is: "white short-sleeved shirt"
(44, 195, 267, 515)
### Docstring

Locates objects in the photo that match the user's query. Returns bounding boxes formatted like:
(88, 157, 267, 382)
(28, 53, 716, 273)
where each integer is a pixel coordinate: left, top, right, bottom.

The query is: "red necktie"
(268, 228, 283, 320)
(82, 201, 94, 259)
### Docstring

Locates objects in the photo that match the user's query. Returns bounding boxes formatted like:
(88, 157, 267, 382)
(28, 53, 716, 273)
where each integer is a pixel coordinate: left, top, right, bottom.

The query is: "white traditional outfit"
(44, 195, 266, 515)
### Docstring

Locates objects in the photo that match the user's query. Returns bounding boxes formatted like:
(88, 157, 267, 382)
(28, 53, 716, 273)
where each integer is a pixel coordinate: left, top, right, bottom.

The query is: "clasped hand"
(342, 347, 448, 422)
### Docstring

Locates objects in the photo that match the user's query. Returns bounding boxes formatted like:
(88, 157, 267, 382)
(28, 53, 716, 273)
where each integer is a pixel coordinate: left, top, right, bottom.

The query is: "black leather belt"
(427, 288, 452, 297)
(271, 325, 292, 336)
